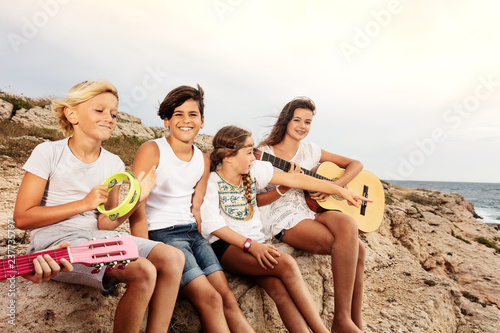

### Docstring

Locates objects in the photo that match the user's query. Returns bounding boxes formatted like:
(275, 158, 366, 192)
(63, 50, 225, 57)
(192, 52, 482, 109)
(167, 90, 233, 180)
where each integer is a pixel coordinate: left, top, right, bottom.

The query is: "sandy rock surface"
(0, 101, 499, 332)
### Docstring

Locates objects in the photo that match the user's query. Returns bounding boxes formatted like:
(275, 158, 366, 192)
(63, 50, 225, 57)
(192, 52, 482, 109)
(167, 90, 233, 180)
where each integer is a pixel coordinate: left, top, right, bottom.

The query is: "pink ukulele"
(1, 236, 138, 280)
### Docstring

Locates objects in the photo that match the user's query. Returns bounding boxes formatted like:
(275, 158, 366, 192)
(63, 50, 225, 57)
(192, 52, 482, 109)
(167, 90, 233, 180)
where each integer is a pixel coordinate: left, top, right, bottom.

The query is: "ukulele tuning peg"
(91, 263, 104, 274)
(118, 259, 130, 270)
(105, 261, 117, 272)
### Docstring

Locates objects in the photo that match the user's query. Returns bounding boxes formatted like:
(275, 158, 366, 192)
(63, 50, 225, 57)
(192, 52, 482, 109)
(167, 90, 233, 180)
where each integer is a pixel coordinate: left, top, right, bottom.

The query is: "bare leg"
(145, 244, 184, 332)
(351, 239, 365, 329)
(104, 257, 157, 333)
(207, 270, 255, 332)
(252, 275, 310, 333)
(180, 275, 230, 333)
(283, 212, 363, 333)
(220, 245, 328, 333)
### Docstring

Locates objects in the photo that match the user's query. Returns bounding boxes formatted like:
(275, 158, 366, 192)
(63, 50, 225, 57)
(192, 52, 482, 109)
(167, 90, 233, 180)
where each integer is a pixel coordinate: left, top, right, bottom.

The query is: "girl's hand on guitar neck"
(22, 242, 74, 284)
(278, 161, 303, 194)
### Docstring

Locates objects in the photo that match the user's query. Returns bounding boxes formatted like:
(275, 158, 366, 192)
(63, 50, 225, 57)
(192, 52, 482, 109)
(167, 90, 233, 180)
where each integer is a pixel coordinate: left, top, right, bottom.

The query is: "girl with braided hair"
(201, 125, 370, 333)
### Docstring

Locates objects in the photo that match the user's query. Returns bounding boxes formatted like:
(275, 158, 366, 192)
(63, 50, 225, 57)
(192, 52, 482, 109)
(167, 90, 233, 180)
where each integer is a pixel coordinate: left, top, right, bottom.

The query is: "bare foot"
(331, 317, 362, 333)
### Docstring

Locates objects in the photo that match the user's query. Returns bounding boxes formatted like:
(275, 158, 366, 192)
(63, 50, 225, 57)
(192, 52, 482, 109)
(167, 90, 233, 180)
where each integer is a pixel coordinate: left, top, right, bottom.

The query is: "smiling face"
(285, 107, 314, 142)
(65, 92, 118, 141)
(164, 98, 204, 144)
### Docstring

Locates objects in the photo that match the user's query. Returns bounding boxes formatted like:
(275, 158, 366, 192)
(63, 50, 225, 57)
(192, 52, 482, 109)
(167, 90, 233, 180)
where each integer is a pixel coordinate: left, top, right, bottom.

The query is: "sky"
(1, 0, 499, 183)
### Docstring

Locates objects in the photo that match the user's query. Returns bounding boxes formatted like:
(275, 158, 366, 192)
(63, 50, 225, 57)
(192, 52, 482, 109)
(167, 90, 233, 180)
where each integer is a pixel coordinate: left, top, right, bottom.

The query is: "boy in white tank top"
(130, 85, 254, 333)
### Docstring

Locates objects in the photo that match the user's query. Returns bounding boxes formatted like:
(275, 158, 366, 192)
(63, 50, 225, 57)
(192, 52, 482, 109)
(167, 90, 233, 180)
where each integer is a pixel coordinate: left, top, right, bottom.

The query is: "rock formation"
(0, 99, 499, 332)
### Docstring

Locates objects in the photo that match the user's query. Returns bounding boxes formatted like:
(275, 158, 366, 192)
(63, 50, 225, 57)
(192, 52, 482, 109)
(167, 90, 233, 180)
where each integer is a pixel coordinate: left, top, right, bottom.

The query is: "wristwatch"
(243, 238, 252, 252)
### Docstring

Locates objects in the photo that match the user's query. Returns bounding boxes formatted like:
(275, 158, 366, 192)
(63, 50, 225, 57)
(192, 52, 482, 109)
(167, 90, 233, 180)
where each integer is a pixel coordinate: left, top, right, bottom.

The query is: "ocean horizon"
(386, 180, 500, 225)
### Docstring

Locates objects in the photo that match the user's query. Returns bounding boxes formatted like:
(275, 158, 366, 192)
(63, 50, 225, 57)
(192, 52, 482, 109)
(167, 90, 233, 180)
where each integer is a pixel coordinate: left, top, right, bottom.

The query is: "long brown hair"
(259, 97, 316, 147)
(210, 126, 254, 220)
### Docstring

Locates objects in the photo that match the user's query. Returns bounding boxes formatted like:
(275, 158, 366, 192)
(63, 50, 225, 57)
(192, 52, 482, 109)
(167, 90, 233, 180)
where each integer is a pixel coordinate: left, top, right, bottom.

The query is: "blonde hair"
(210, 126, 255, 220)
(52, 79, 119, 137)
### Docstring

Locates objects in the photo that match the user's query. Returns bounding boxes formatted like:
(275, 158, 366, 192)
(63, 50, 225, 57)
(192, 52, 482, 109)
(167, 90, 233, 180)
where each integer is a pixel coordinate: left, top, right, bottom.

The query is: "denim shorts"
(149, 223, 222, 288)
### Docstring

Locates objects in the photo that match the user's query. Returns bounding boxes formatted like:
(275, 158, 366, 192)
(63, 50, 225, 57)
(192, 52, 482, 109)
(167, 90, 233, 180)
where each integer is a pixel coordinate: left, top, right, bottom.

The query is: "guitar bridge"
(360, 185, 368, 216)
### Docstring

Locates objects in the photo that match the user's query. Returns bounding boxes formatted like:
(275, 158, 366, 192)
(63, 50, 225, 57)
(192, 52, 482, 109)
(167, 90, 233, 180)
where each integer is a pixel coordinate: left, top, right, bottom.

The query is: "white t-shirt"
(22, 138, 125, 239)
(145, 138, 204, 230)
(201, 160, 274, 244)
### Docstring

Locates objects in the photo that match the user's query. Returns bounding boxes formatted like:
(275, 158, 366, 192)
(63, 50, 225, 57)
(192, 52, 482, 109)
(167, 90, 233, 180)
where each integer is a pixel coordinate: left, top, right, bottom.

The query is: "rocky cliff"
(1, 99, 499, 332)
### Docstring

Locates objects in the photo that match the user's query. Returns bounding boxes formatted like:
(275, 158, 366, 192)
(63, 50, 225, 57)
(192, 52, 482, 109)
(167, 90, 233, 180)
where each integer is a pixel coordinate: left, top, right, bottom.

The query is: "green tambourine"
(97, 172, 140, 221)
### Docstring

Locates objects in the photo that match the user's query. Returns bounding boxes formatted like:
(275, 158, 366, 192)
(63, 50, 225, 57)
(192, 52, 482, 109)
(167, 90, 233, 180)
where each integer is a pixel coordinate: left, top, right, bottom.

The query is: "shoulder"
(30, 138, 66, 158)
(202, 152, 210, 165)
(137, 140, 160, 157)
(99, 147, 125, 169)
(300, 141, 321, 160)
(301, 141, 321, 152)
(250, 160, 274, 187)
(207, 170, 221, 186)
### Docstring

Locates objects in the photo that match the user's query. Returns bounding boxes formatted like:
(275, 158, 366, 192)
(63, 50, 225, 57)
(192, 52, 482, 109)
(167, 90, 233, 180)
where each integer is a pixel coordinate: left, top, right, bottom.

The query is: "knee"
(279, 253, 301, 279)
(358, 240, 366, 264)
(337, 214, 359, 236)
(125, 258, 157, 292)
(219, 287, 240, 310)
(150, 243, 185, 276)
(195, 287, 224, 310)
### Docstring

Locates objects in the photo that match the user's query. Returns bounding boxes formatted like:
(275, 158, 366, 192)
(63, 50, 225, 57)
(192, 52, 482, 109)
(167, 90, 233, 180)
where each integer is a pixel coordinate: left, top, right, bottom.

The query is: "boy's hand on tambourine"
(248, 242, 280, 270)
(22, 242, 74, 284)
(82, 185, 109, 211)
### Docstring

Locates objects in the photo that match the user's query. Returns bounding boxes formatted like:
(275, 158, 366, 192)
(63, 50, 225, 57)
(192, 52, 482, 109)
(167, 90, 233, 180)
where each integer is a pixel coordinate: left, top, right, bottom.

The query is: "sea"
(388, 180, 500, 225)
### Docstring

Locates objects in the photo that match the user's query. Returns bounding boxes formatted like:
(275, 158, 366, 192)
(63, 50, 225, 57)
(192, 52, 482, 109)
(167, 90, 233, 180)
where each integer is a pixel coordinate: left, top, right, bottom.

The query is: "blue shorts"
(149, 223, 222, 288)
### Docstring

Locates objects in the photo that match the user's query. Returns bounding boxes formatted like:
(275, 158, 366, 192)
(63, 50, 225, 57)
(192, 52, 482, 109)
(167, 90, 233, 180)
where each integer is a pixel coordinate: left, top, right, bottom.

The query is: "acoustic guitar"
(254, 149, 384, 233)
(1, 236, 138, 280)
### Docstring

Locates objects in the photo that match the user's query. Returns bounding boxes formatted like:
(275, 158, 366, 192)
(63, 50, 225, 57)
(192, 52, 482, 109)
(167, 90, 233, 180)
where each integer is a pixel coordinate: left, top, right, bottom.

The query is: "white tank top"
(145, 138, 204, 230)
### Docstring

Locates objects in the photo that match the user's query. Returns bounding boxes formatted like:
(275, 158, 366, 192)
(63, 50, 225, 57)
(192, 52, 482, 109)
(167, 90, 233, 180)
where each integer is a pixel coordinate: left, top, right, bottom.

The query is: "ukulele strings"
(1, 241, 125, 275)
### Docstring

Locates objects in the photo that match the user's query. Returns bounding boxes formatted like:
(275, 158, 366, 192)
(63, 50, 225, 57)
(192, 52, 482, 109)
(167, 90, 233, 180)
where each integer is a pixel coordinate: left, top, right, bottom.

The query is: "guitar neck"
(260, 151, 331, 181)
(1, 248, 70, 280)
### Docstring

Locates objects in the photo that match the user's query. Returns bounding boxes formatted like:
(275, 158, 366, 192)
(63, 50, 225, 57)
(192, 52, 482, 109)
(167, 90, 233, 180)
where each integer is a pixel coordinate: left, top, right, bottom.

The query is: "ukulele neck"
(1, 248, 70, 279)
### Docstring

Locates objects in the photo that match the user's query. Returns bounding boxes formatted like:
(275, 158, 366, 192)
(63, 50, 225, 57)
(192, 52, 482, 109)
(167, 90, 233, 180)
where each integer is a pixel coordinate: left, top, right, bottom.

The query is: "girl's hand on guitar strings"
(309, 191, 330, 202)
(338, 187, 372, 207)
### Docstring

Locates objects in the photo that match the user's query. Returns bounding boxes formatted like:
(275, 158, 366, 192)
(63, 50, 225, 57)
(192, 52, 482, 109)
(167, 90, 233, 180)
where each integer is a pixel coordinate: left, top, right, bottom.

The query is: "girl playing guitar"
(257, 97, 366, 333)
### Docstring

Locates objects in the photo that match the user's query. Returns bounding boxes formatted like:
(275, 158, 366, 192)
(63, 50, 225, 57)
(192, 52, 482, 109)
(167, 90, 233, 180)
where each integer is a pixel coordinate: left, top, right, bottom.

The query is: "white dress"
(257, 142, 322, 240)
